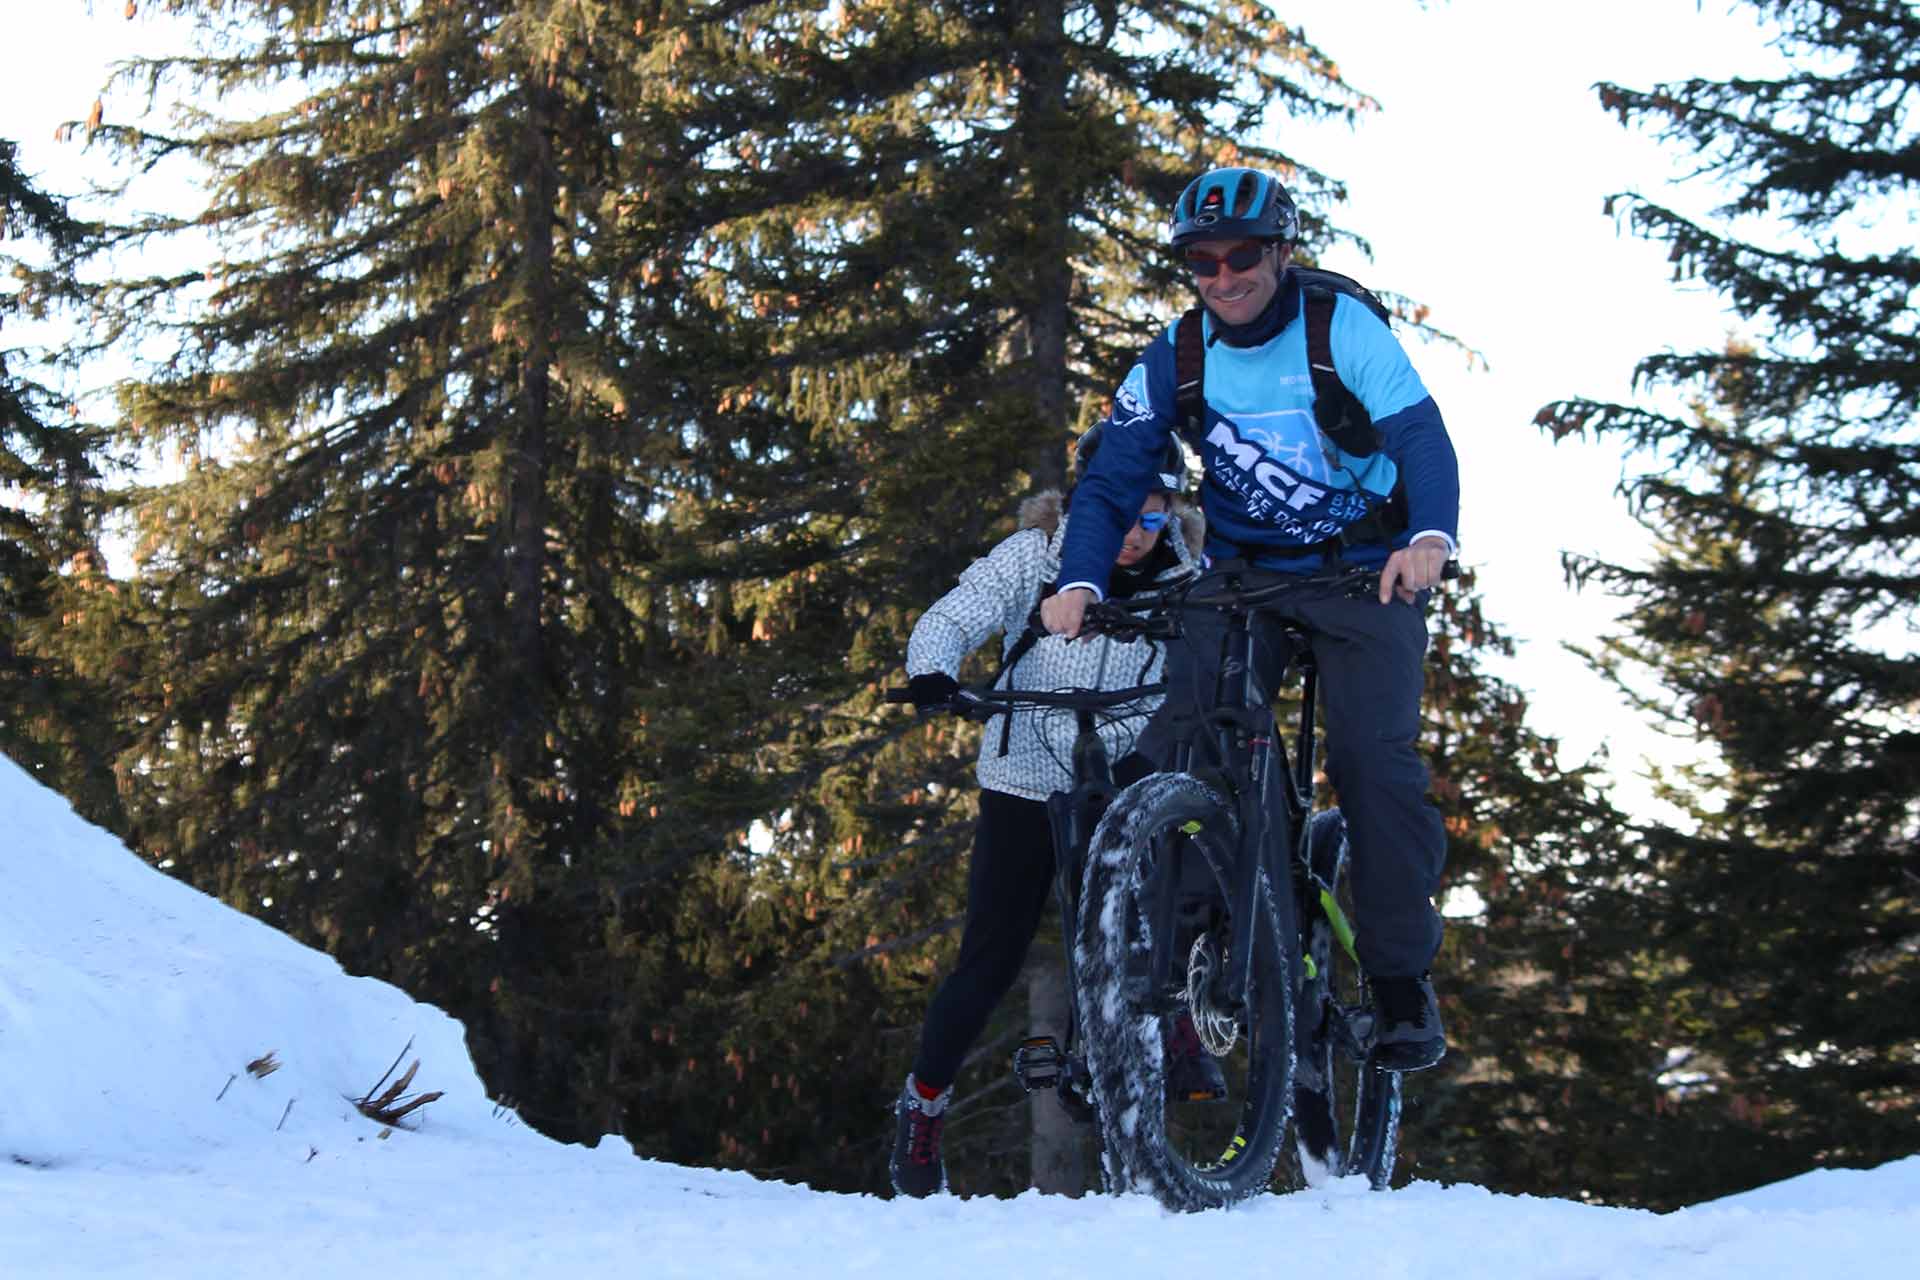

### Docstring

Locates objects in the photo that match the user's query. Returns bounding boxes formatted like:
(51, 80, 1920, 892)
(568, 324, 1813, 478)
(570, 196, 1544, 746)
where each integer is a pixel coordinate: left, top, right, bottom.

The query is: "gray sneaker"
(889, 1074, 950, 1197)
(1369, 974, 1446, 1071)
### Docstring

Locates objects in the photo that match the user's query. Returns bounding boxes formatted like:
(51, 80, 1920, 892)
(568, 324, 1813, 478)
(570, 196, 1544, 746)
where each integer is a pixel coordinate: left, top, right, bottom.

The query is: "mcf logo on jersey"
(1113, 366, 1152, 427)
(1207, 420, 1328, 513)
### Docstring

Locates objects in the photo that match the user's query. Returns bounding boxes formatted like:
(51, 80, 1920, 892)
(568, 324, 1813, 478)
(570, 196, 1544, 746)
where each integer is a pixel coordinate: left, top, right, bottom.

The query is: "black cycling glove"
(908, 672, 960, 715)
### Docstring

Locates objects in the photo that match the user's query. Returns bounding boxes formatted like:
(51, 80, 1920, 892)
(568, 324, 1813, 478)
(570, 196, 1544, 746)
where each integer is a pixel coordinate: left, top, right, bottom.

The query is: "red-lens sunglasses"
(1182, 243, 1267, 278)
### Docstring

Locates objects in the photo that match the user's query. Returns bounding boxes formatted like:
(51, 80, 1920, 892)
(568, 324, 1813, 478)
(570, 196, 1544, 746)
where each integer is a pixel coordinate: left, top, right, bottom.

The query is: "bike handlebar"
(1064, 561, 1462, 641)
(884, 680, 1166, 721)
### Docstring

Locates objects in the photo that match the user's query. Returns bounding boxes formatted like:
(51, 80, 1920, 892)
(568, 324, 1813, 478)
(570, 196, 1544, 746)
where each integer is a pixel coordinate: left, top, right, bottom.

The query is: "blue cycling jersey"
(1058, 274, 1460, 595)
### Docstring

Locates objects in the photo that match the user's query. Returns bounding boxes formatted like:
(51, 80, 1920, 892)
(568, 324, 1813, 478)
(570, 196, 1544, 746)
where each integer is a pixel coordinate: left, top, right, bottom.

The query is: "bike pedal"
(1012, 1036, 1065, 1092)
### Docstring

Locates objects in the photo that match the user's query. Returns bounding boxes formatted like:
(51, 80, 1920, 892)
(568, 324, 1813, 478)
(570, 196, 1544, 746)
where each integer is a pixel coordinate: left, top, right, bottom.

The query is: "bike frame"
(1133, 580, 1322, 1019)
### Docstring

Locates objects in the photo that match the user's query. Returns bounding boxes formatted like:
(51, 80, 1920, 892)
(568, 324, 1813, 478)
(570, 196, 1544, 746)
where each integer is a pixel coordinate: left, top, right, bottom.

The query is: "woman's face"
(1115, 495, 1170, 567)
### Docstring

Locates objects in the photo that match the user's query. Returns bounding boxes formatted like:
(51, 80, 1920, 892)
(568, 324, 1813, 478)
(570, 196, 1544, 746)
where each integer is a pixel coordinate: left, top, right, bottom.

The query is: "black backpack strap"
(994, 576, 1056, 757)
(1173, 307, 1207, 451)
(1304, 284, 1381, 458)
(1302, 284, 1407, 562)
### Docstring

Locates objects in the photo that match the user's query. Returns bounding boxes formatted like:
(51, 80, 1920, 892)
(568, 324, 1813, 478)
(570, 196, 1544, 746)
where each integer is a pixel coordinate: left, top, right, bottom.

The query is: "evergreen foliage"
(1534, 0, 1919, 1207)
(58, 0, 1383, 1182)
(75, 0, 766, 1143)
(0, 138, 120, 817)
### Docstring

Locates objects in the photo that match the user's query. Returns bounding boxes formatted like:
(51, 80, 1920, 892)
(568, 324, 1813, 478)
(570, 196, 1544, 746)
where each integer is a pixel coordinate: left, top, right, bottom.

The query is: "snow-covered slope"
(1, 754, 1912, 1279)
(0, 751, 510, 1169)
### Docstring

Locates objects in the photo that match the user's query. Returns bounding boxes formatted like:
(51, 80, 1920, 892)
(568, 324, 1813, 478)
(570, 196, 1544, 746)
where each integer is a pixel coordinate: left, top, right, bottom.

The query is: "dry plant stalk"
(353, 1039, 445, 1127)
(246, 1052, 281, 1078)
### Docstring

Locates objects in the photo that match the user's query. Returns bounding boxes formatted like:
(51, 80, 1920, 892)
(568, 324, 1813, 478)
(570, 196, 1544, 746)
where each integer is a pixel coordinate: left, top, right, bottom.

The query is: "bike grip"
(953, 689, 999, 722)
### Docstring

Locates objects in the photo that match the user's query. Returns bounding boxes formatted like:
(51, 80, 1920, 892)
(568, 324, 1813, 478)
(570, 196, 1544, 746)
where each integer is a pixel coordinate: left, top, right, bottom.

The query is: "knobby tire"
(1075, 772, 1296, 1211)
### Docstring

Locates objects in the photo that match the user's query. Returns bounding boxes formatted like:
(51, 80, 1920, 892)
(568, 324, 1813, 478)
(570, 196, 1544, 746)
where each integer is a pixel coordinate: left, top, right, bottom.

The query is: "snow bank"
(0, 753, 526, 1167)
(2, 752, 1915, 1280)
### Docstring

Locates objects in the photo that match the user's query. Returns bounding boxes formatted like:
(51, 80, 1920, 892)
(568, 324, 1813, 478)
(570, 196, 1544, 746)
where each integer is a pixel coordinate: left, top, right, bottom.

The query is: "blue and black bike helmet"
(1168, 167, 1299, 248)
(1074, 423, 1187, 494)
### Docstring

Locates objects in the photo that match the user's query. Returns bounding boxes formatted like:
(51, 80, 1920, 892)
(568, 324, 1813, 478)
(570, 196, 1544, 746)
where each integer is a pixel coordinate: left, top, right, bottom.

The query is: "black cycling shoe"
(1368, 973, 1446, 1072)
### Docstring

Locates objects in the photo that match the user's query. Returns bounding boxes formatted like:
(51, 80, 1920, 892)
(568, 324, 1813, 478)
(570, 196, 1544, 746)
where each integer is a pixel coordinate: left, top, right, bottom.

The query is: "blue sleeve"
(1332, 297, 1459, 546)
(1374, 398, 1459, 545)
(1055, 332, 1179, 597)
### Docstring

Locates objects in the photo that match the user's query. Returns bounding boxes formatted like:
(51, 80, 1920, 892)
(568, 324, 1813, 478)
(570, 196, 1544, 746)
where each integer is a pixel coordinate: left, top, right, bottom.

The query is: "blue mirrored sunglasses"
(1136, 510, 1170, 533)
(1183, 242, 1266, 278)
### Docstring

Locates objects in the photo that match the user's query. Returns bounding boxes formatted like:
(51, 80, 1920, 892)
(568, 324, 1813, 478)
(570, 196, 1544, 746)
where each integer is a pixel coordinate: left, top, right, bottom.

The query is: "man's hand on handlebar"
(1039, 586, 1095, 639)
(1378, 538, 1452, 605)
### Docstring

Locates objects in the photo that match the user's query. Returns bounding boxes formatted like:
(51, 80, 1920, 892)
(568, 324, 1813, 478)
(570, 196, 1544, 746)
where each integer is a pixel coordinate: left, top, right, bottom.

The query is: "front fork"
(1154, 606, 1304, 1016)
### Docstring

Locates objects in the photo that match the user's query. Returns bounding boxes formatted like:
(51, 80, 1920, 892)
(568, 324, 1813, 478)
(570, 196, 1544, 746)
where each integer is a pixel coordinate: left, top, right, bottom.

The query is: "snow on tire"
(1073, 772, 1294, 1211)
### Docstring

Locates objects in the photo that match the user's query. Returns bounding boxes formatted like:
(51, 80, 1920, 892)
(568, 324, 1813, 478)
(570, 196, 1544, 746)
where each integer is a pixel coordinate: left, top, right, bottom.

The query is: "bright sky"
(5, 751, 1916, 1278)
(2, 1, 1793, 819)
(1278, 0, 1788, 816)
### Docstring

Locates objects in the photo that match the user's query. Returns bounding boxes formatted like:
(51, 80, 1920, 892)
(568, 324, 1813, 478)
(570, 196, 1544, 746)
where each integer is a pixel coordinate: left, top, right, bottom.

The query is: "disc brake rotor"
(1185, 932, 1240, 1058)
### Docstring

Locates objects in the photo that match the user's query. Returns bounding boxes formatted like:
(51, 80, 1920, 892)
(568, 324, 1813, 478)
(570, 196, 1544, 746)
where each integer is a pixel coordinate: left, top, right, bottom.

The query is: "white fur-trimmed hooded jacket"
(906, 491, 1201, 802)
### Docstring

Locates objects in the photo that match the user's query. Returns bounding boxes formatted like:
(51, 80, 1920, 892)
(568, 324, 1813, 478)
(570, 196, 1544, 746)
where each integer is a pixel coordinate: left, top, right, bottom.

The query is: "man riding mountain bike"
(1040, 166, 1458, 1077)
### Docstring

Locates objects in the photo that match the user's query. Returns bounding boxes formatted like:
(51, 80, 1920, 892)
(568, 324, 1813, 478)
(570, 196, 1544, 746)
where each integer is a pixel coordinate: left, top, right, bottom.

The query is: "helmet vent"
(1232, 171, 1260, 218)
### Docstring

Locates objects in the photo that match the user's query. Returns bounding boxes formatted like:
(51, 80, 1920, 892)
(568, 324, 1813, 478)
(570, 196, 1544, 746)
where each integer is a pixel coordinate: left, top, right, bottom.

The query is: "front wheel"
(1075, 772, 1296, 1211)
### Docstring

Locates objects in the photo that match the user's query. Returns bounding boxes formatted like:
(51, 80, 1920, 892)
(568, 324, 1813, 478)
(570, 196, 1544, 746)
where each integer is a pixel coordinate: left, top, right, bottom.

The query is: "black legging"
(911, 788, 1055, 1090)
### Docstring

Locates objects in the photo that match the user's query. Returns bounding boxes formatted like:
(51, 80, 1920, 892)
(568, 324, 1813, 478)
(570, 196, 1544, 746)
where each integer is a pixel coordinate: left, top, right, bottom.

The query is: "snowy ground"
(2, 755, 1913, 1278)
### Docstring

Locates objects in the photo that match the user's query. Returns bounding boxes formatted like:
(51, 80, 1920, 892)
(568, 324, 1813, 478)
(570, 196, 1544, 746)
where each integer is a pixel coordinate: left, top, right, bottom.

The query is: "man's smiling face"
(1187, 237, 1290, 327)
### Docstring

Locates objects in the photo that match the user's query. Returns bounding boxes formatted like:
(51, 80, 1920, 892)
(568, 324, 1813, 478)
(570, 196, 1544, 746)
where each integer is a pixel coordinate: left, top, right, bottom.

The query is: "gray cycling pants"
(1134, 566, 1446, 979)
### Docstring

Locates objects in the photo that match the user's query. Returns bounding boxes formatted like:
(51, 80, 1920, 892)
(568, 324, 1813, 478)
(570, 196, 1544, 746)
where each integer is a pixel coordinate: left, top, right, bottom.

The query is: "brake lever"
(1340, 558, 1463, 601)
(950, 688, 1001, 723)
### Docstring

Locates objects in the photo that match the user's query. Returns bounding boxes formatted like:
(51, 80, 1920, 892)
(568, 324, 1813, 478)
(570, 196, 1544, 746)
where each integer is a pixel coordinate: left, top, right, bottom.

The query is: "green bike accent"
(1320, 888, 1359, 965)
(1303, 954, 1318, 979)
(1180, 820, 1203, 834)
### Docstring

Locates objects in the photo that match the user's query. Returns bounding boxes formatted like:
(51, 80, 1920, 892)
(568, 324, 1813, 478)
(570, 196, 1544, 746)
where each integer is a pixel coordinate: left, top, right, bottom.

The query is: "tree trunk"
(1017, 0, 1072, 493)
(1026, 948, 1085, 1196)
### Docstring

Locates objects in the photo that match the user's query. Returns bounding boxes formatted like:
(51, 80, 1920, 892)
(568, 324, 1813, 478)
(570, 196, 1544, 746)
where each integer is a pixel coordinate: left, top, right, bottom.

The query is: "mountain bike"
(889, 565, 1409, 1210)
(1063, 566, 1409, 1210)
(885, 675, 1166, 1126)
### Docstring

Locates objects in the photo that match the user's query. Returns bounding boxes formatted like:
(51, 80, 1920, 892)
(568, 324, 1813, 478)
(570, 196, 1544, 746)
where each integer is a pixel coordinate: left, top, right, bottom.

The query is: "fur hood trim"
(1018, 488, 1205, 551)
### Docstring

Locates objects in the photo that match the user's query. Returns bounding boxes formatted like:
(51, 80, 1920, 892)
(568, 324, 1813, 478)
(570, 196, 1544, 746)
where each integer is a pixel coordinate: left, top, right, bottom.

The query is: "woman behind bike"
(889, 427, 1200, 1198)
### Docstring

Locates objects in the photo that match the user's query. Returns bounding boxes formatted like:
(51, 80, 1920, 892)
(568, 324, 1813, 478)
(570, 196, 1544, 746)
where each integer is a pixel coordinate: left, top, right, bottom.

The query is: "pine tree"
(0, 138, 120, 817)
(1533, 0, 1919, 1206)
(72, 0, 794, 1144)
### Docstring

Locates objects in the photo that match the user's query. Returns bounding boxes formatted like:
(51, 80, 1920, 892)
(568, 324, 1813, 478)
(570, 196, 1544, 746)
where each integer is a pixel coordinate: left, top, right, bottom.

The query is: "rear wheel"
(1076, 773, 1296, 1210)
(1293, 809, 1402, 1189)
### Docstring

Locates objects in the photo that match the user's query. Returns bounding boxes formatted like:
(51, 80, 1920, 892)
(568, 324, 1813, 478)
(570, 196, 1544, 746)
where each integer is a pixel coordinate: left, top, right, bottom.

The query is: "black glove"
(908, 672, 960, 715)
